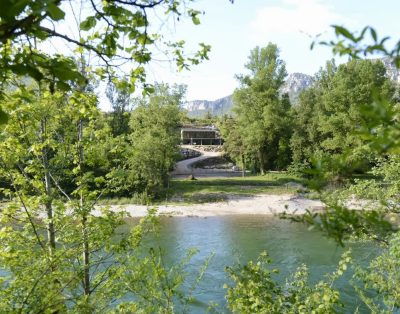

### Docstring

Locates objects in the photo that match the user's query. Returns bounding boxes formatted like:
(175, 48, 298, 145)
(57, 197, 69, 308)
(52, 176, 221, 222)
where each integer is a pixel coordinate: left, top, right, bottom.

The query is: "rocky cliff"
(380, 57, 400, 84)
(183, 72, 312, 117)
(182, 95, 233, 118)
(280, 72, 314, 103)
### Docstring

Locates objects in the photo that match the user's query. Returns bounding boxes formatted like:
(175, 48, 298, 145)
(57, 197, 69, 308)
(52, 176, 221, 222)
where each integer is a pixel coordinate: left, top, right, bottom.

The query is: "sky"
(47, 0, 400, 109)
(145, 0, 400, 102)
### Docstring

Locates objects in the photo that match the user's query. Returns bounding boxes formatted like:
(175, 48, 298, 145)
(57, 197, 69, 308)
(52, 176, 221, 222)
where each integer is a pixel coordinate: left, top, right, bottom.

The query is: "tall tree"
(290, 60, 337, 166)
(0, 80, 150, 312)
(122, 83, 184, 196)
(291, 59, 395, 177)
(0, 78, 211, 313)
(232, 43, 291, 173)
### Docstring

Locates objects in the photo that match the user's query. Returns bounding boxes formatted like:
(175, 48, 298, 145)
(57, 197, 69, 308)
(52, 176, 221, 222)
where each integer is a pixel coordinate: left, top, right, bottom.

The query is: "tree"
(219, 116, 247, 176)
(0, 84, 127, 311)
(285, 25, 400, 310)
(232, 43, 292, 174)
(319, 59, 393, 162)
(106, 81, 132, 136)
(290, 58, 395, 179)
(120, 83, 183, 197)
(0, 79, 214, 312)
(0, 0, 212, 84)
(290, 87, 322, 166)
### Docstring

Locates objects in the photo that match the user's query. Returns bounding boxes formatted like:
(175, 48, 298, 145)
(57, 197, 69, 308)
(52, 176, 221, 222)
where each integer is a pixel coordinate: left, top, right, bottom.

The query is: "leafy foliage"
(0, 81, 207, 312)
(106, 81, 132, 137)
(283, 24, 400, 311)
(105, 83, 183, 198)
(0, 0, 214, 124)
(291, 58, 396, 177)
(352, 232, 400, 313)
(225, 251, 351, 313)
(0, 0, 211, 85)
(0, 84, 124, 312)
(314, 25, 400, 68)
(223, 43, 293, 174)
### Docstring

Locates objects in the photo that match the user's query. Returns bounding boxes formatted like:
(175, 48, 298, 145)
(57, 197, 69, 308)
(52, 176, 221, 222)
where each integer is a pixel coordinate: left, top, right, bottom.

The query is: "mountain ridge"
(183, 58, 400, 118)
(182, 72, 313, 118)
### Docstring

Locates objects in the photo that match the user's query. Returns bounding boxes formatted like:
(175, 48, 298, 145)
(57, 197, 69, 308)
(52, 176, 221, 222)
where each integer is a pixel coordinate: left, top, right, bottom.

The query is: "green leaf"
(46, 57, 84, 83)
(56, 81, 71, 91)
(131, 12, 147, 27)
(80, 16, 97, 31)
(188, 9, 202, 26)
(9, 64, 44, 81)
(0, 108, 8, 125)
(192, 16, 201, 25)
(369, 27, 377, 42)
(26, 65, 44, 81)
(137, 34, 148, 46)
(1, 0, 29, 19)
(333, 25, 356, 42)
(47, 2, 65, 21)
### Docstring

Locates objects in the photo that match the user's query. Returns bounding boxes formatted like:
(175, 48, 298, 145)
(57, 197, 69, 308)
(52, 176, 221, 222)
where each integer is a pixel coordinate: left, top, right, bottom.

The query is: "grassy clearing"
(98, 172, 304, 205)
(160, 172, 304, 204)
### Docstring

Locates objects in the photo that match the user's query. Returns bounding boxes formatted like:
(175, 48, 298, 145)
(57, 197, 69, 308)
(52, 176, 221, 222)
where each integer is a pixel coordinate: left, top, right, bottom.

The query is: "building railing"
(181, 138, 223, 145)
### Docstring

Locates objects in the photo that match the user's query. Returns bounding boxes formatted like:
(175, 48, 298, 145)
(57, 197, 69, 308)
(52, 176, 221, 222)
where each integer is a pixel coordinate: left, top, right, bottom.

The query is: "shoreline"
(95, 193, 325, 217)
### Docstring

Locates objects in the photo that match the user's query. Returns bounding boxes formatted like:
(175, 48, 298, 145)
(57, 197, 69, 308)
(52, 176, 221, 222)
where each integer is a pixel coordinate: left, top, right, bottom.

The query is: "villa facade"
(180, 125, 223, 145)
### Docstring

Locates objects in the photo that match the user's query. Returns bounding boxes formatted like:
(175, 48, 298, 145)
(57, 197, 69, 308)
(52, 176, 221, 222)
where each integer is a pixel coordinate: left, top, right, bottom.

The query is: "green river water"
(125, 215, 380, 313)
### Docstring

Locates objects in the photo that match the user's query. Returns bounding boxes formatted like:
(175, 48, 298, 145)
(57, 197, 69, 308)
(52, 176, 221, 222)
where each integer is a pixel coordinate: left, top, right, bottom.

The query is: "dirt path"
(171, 149, 222, 176)
(171, 146, 243, 178)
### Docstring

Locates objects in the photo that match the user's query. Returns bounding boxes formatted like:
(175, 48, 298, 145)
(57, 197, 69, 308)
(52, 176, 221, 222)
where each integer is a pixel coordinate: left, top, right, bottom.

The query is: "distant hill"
(181, 95, 233, 118)
(379, 57, 400, 84)
(183, 58, 399, 118)
(279, 72, 314, 104)
(183, 73, 313, 118)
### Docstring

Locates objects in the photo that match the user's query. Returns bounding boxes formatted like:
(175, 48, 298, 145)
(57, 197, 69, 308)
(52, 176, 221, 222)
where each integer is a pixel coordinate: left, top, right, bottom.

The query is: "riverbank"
(94, 193, 324, 217)
(95, 173, 323, 217)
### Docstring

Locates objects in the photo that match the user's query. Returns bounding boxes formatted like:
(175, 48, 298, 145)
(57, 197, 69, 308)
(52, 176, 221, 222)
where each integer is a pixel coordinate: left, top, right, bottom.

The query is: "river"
(125, 215, 380, 313)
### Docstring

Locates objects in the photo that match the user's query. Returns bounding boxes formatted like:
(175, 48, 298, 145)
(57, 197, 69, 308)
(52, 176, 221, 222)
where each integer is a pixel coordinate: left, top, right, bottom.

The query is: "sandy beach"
(95, 194, 325, 217)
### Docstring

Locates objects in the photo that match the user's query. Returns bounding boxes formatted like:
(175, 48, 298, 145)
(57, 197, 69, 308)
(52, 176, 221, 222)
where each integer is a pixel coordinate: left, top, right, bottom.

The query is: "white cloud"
(251, 0, 344, 36)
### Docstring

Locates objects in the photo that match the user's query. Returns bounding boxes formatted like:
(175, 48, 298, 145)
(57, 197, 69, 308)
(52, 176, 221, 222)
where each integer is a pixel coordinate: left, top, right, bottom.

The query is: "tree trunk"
(258, 149, 265, 175)
(76, 55, 91, 297)
(241, 153, 245, 178)
(82, 211, 90, 296)
(41, 118, 56, 254)
(78, 118, 90, 296)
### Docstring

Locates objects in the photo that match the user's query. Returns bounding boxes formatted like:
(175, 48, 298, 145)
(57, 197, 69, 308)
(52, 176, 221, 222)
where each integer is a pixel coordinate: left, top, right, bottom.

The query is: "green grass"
(159, 172, 304, 204)
(97, 172, 305, 205)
